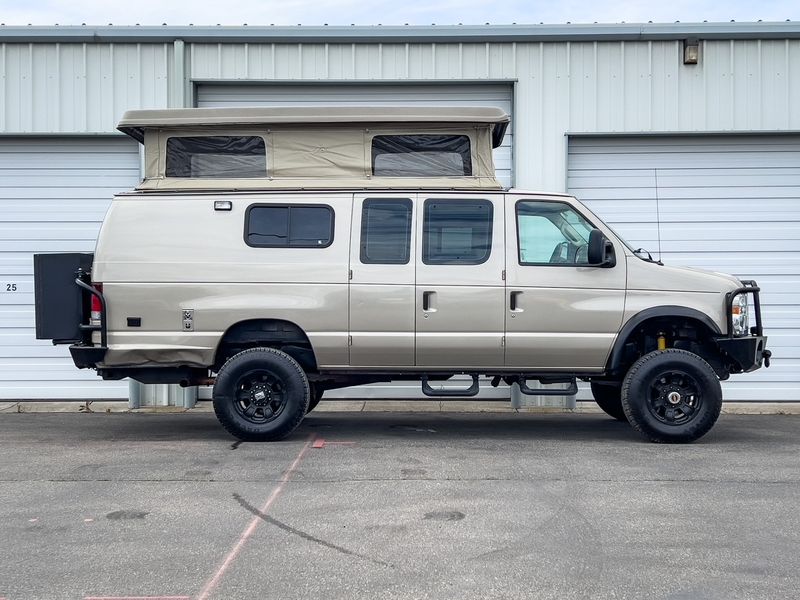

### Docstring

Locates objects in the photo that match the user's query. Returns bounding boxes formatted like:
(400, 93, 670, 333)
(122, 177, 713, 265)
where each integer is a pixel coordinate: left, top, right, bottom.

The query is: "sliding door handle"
(422, 291, 437, 312)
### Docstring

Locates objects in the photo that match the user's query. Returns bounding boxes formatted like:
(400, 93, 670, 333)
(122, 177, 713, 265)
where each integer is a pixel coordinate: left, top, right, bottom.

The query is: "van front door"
(349, 193, 417, 367)
(504, 194, 626, 371)
(415, 195, 505, 368)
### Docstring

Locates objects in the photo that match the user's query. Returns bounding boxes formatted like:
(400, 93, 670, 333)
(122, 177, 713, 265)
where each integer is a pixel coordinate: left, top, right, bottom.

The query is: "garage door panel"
(569, 135, 800, 402)
(570, 152, 800, 170)
(0, 136, 139, 400)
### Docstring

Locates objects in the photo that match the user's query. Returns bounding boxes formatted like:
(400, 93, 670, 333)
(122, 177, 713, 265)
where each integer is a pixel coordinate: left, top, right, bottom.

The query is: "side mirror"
(588, 229, 615, 267)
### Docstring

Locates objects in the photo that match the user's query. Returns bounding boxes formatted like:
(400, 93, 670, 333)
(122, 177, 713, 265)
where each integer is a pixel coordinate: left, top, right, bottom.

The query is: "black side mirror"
(588, 229, 615, 267)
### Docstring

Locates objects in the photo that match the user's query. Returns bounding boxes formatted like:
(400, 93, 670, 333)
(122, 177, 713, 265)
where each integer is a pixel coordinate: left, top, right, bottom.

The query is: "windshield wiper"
(634, 248, 663, 266)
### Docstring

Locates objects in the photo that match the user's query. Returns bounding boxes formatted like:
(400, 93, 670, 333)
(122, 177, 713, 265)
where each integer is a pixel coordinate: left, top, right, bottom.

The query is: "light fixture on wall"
(683, 38, 700, 65)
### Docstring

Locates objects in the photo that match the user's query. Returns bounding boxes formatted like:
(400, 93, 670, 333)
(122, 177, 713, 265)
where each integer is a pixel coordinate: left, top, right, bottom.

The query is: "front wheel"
(213, 347, 309, 442)
(621, 349, 722, 443)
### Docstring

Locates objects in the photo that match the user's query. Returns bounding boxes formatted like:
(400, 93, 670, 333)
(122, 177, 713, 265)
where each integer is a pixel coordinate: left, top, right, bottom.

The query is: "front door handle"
(422, 291, 437, 312)
(510, 291, 523, 312)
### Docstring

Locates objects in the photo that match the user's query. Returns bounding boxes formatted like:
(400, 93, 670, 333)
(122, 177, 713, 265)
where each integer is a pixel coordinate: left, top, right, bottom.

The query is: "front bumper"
(715, 336, 770, 373)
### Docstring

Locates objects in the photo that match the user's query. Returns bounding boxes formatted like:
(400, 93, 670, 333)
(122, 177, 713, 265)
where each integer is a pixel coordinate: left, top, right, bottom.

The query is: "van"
(34, 106, 770, 443)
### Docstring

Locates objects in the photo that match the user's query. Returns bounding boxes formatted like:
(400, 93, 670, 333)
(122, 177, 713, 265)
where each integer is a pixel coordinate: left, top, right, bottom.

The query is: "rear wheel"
(213, 347, 309, 442)
(590, 381, 627, 421)
(621, 349, 722, 443)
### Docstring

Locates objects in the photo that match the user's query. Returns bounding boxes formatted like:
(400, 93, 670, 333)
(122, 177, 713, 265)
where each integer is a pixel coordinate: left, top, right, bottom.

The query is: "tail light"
(90, 283, 103, 326)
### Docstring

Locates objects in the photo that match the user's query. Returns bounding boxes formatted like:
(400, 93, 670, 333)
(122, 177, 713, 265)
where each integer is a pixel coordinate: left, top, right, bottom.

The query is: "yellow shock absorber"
(657, 334, 667, 351)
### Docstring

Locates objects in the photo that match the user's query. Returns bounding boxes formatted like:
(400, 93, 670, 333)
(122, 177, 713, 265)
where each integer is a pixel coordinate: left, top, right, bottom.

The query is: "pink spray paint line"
(312, 438, 356, 449)
(195, 435, 316, 600)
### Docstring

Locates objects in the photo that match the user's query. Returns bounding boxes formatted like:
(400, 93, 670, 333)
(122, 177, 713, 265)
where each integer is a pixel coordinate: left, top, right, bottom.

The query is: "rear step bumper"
(69, 345, 107, 369)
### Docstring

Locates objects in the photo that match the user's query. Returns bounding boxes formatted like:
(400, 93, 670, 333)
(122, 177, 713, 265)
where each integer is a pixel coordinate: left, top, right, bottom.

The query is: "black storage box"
(33, 253, 93, 343)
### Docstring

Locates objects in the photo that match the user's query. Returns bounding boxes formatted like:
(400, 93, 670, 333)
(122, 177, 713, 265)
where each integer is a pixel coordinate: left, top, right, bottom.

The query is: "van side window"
(423, 199, 492, 265)
(372, 135, 472, 177)
(246, 205, 333, 248)
(166, 136, 267, 178)
(516, 201, 595, 265)
(360, 199, 413, 264)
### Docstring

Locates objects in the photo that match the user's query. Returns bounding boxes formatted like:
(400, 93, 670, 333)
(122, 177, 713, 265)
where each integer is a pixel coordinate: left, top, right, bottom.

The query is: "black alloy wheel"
(213, 347, 309, 442)
(621, 349, 722, 443)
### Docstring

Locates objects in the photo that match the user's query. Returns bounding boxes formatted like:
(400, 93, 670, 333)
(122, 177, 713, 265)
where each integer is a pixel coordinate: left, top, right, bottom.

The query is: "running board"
(421, 374, 480, 397)
(515, 376, 578, 396)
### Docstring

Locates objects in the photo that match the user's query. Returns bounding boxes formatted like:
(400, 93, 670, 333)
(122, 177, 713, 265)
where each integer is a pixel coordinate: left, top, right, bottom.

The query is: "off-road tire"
(621, 349, 722, 443)
(213, 347, 309, 442)
(590, 381, 627, 421)
(306, 383, 324, 414)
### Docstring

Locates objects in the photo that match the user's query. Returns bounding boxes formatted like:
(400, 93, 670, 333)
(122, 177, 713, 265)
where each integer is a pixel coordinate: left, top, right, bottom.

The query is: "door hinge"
(349, 269, 353, 280)
(501, 269, 506, 281)
(348, 335, 353, 346)
(501, 336, 505, 347)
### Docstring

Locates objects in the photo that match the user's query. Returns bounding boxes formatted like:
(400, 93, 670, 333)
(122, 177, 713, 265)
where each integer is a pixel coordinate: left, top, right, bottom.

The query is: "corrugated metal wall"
(2, 39, 798, 189)
(193, 39, 800, 190)
(0, 43, 174, 133)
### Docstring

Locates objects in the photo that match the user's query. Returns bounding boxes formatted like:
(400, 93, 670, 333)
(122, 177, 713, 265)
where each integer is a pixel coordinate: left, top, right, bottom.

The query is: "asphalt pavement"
(0, 410, 798, 600)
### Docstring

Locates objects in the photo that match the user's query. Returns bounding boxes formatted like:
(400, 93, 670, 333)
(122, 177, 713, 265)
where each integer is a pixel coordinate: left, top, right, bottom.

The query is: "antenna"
(654, 168, 663, 261)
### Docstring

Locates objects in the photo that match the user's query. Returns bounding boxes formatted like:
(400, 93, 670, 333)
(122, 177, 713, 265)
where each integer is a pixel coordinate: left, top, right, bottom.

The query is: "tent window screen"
(246, 205, 333, 248)
(423, 200, 492, 265)
(372, 135, 472, 177)
(166, 136, 267, 178)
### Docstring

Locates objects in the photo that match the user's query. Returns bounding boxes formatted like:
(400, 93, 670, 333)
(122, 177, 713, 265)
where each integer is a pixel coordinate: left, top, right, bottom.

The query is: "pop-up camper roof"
(117, 106, 510, 191)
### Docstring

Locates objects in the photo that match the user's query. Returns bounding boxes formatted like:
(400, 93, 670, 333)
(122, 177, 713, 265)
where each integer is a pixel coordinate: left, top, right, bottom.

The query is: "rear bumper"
(69, 345, 107, 369)
(715, 336, 770, 373)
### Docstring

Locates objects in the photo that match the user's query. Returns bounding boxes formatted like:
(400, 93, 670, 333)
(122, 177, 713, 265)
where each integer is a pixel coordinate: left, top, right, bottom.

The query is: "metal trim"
(1, 22, 799, 44)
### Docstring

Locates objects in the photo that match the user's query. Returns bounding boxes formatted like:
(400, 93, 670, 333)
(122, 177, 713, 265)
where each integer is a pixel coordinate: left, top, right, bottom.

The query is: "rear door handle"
(510, 291, 523, 312)
(422, 291, 437, 312)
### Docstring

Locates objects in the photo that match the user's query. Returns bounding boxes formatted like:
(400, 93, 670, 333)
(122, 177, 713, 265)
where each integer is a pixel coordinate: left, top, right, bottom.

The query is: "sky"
(0, 0, 798, 27)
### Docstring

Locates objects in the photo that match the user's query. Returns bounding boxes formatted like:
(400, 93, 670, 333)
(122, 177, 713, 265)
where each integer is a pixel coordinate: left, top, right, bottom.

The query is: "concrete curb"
(2, 400, 799, 415)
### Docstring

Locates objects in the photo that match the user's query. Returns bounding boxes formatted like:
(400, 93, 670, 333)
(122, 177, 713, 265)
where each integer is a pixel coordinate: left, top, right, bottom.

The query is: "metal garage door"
(198, 83, 514, 399)
(0, 137, 141, 400)
(568, 135, 800, 401)
(197, 83, 514, 188)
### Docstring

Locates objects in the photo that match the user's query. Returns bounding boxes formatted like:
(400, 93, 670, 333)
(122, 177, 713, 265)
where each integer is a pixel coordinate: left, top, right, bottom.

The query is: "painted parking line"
(312, 438, 356, 449)
(195, 435, 316, 600)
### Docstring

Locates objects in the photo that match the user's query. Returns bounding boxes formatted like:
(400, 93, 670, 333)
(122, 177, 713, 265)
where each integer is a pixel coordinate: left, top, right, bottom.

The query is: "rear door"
(415, 194, 505, 368)
(349, 193, 417, 367)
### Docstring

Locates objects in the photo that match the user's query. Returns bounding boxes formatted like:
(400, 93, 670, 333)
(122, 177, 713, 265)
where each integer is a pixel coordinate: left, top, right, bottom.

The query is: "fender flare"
(606, 306, 722, 373)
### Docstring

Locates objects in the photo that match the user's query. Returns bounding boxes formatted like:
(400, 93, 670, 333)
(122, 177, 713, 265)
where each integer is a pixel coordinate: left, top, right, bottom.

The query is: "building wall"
(2, 38, 799, 190)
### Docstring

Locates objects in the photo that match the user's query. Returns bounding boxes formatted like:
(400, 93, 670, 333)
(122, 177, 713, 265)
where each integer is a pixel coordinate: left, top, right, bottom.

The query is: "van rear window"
(166, 136, 267, 178)
(245, 205, 333, 248)
(372, 135, 472, 177)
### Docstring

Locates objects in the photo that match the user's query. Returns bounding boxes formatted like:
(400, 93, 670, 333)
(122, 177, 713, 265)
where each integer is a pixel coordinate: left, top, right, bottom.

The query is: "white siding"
(0, 137, 140, 399)
(568, 135, 800, 401)
(197, 83, 514, 188)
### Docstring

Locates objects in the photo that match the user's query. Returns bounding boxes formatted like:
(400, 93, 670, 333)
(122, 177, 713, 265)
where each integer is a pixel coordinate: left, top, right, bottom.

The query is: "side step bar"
(420, 375, 578, 398)
(516, 376, 578, 396)
(421, 375, 480, 397)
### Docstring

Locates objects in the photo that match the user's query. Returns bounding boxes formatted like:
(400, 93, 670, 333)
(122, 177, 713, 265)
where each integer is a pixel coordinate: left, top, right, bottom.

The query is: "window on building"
(360, 198, 413, 264)
(246, 205, 333, 248)
(516, 201, 595, 265)
(372, 135, 472, 177)
(166, 136, 267, 178)
(423, 199, 492, 265)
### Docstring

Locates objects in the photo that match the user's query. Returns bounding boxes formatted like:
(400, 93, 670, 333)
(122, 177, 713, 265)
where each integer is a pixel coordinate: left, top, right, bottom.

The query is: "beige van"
(34, 106, 770, 443)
